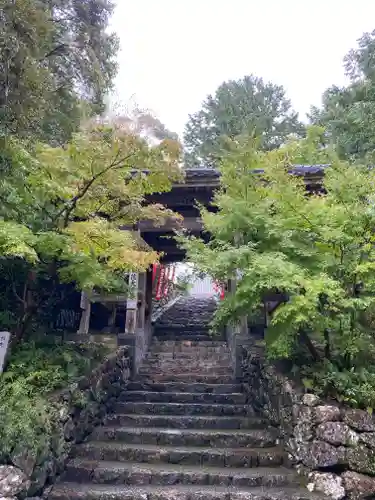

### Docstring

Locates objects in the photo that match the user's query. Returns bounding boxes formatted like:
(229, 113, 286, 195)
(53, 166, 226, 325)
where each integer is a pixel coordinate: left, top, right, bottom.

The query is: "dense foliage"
(0, 0, 183, 342)
(0, 0, 118, 143)
(311, 30, 375, 161)
(181, 127, 375, 409)
(0, 0, 186, 463)
(0, 340, 107, 460)
(0, 124, 181, 340)
(184, 75, 302, 168)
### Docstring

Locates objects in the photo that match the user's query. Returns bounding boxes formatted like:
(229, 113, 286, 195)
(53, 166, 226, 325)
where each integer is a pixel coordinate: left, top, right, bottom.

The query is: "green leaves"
(182, 128, 375, 372)
(0, 341, 107, 458)
(0, 0, 119, 143)
(0, 219, 37, 261)
(184, 74, 303, 167)
(0, 123, 181, 341)
(311, 30, 375, 162)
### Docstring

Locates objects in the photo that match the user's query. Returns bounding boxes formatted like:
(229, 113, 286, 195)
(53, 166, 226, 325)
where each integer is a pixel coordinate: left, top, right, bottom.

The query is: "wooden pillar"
(136, 272, 147, 331)
(125, 272, 139, 334)
(77, 291, 91, 334)
(143, 266, 154, 335)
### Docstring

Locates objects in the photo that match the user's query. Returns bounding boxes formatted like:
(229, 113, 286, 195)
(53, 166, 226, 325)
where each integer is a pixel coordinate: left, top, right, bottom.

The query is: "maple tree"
(0, 122, 181, 339)
(181, 127, 375, 407)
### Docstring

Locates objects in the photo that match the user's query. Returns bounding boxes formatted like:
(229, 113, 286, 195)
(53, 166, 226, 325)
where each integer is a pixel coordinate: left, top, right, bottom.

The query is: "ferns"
(0, 341, 106, 459)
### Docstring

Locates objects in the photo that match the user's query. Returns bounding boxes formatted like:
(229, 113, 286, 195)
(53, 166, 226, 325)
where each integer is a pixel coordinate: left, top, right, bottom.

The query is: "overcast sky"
(111, 1, 375, 138)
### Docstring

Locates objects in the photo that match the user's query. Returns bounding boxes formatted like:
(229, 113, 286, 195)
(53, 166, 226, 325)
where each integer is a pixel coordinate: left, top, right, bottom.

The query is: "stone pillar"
(125, 272, 139, 335)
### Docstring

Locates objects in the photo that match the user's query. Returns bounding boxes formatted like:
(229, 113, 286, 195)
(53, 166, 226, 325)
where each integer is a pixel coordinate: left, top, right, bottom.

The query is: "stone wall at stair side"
(0, 347, 130, 500)
(241, 344, 375, 500)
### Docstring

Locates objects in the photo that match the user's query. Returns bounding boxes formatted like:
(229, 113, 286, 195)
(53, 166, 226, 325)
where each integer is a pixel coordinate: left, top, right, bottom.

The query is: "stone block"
(0, 466, 30, 497)
(344, 409, 375, 432)
(307, 471, 345, 500)
(316, 422, 359, 447)
(299, 440, 346, 468)
(315, 404, 341, 423)
(342, 470, 375, 499)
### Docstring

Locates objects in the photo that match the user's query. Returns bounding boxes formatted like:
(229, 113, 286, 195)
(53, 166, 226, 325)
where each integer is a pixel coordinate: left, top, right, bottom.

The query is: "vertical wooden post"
(125, 272, 139, 334)
(145, 267, 153, 331)
(77, 291, 91, 334)
(136, 272, 147, 331)
(108, 304, 117, 330)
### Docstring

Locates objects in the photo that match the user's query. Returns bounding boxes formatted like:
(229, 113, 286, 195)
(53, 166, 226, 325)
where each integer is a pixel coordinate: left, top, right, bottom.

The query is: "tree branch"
(52, 151, 135, 228)
(12, 282, 26, 306)
(40, 44, 68, 61)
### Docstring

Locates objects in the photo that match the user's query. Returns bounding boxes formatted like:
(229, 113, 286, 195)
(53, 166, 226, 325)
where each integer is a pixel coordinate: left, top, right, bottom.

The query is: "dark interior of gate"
(141, 168, 221, 263)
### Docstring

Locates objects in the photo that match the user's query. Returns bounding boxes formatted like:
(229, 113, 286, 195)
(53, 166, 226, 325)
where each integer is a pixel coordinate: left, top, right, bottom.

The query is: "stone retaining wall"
(241, 343, 375, 500)
(0, 347, 130, 500)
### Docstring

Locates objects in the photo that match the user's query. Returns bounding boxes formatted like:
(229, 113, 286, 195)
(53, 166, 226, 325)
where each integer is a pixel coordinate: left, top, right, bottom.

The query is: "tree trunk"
(300, 329, 320, 362)
(324, 328, 331, 361)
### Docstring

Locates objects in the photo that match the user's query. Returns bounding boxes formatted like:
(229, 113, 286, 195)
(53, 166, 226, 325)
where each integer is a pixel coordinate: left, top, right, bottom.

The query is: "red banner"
(213, 281, 225, 300)
(156, 265, 166, 301)
(152, 263, 158, 284)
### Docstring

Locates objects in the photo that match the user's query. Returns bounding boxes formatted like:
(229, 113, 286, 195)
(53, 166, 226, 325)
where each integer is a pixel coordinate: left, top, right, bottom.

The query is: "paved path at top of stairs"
(49, 334, 326, 500)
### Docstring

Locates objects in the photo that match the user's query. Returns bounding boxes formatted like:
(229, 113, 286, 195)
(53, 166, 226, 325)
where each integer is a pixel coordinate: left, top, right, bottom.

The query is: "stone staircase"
(49, 299, 325, 500)
(154, 296, 222, 341)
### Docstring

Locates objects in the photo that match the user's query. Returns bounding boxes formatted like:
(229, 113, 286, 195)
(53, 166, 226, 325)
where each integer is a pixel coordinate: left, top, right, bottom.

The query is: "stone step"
(150, 340, 229, 349)
(49, 483, 324, 500)
(155, 324, 216, 330)
(146, 351, 230, 359)
(139, 362, 232, 370)
(73, 442, 285, 468)
(64, 460, 295, 488)
(142, 361, 232, 369)
(149, 344, 229, 354)
(140, 357, 231, 365)
(119, 391, 246, 404)
(153, 334, 222, 341)
(138, 366, 233, 375)
(139, 366, 233, 376)
(137, 374, 236, 383)
(145, 353, 232, 361)
(139, 364, 233, 371)
(143, 361, 232, 369)
(114, 401, 252, 416)
(90, 427, 277, 448)
(104, 414, 268, 430)
(126, 382, 242, 394)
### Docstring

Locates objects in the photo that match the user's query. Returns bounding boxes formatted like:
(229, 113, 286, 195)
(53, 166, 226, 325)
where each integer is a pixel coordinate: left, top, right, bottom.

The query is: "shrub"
(0, 340, 107, 460)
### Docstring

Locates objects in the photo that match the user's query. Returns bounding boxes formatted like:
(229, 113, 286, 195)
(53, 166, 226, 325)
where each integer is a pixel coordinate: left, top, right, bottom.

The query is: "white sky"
(111, 0, 375, 138)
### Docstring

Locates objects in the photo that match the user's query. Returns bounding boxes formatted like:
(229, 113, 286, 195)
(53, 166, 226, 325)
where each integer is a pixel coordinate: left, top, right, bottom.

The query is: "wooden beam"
(138, 217, 204, 233)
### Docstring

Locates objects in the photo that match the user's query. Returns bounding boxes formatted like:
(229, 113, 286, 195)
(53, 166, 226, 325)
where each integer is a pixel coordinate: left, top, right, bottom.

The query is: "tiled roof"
(184, 165, 330, 179)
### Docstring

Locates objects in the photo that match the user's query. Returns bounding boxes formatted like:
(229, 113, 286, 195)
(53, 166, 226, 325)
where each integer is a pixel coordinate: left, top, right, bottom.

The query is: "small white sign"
(127, 300, 137, 310)
(0, 331, 10, 374)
